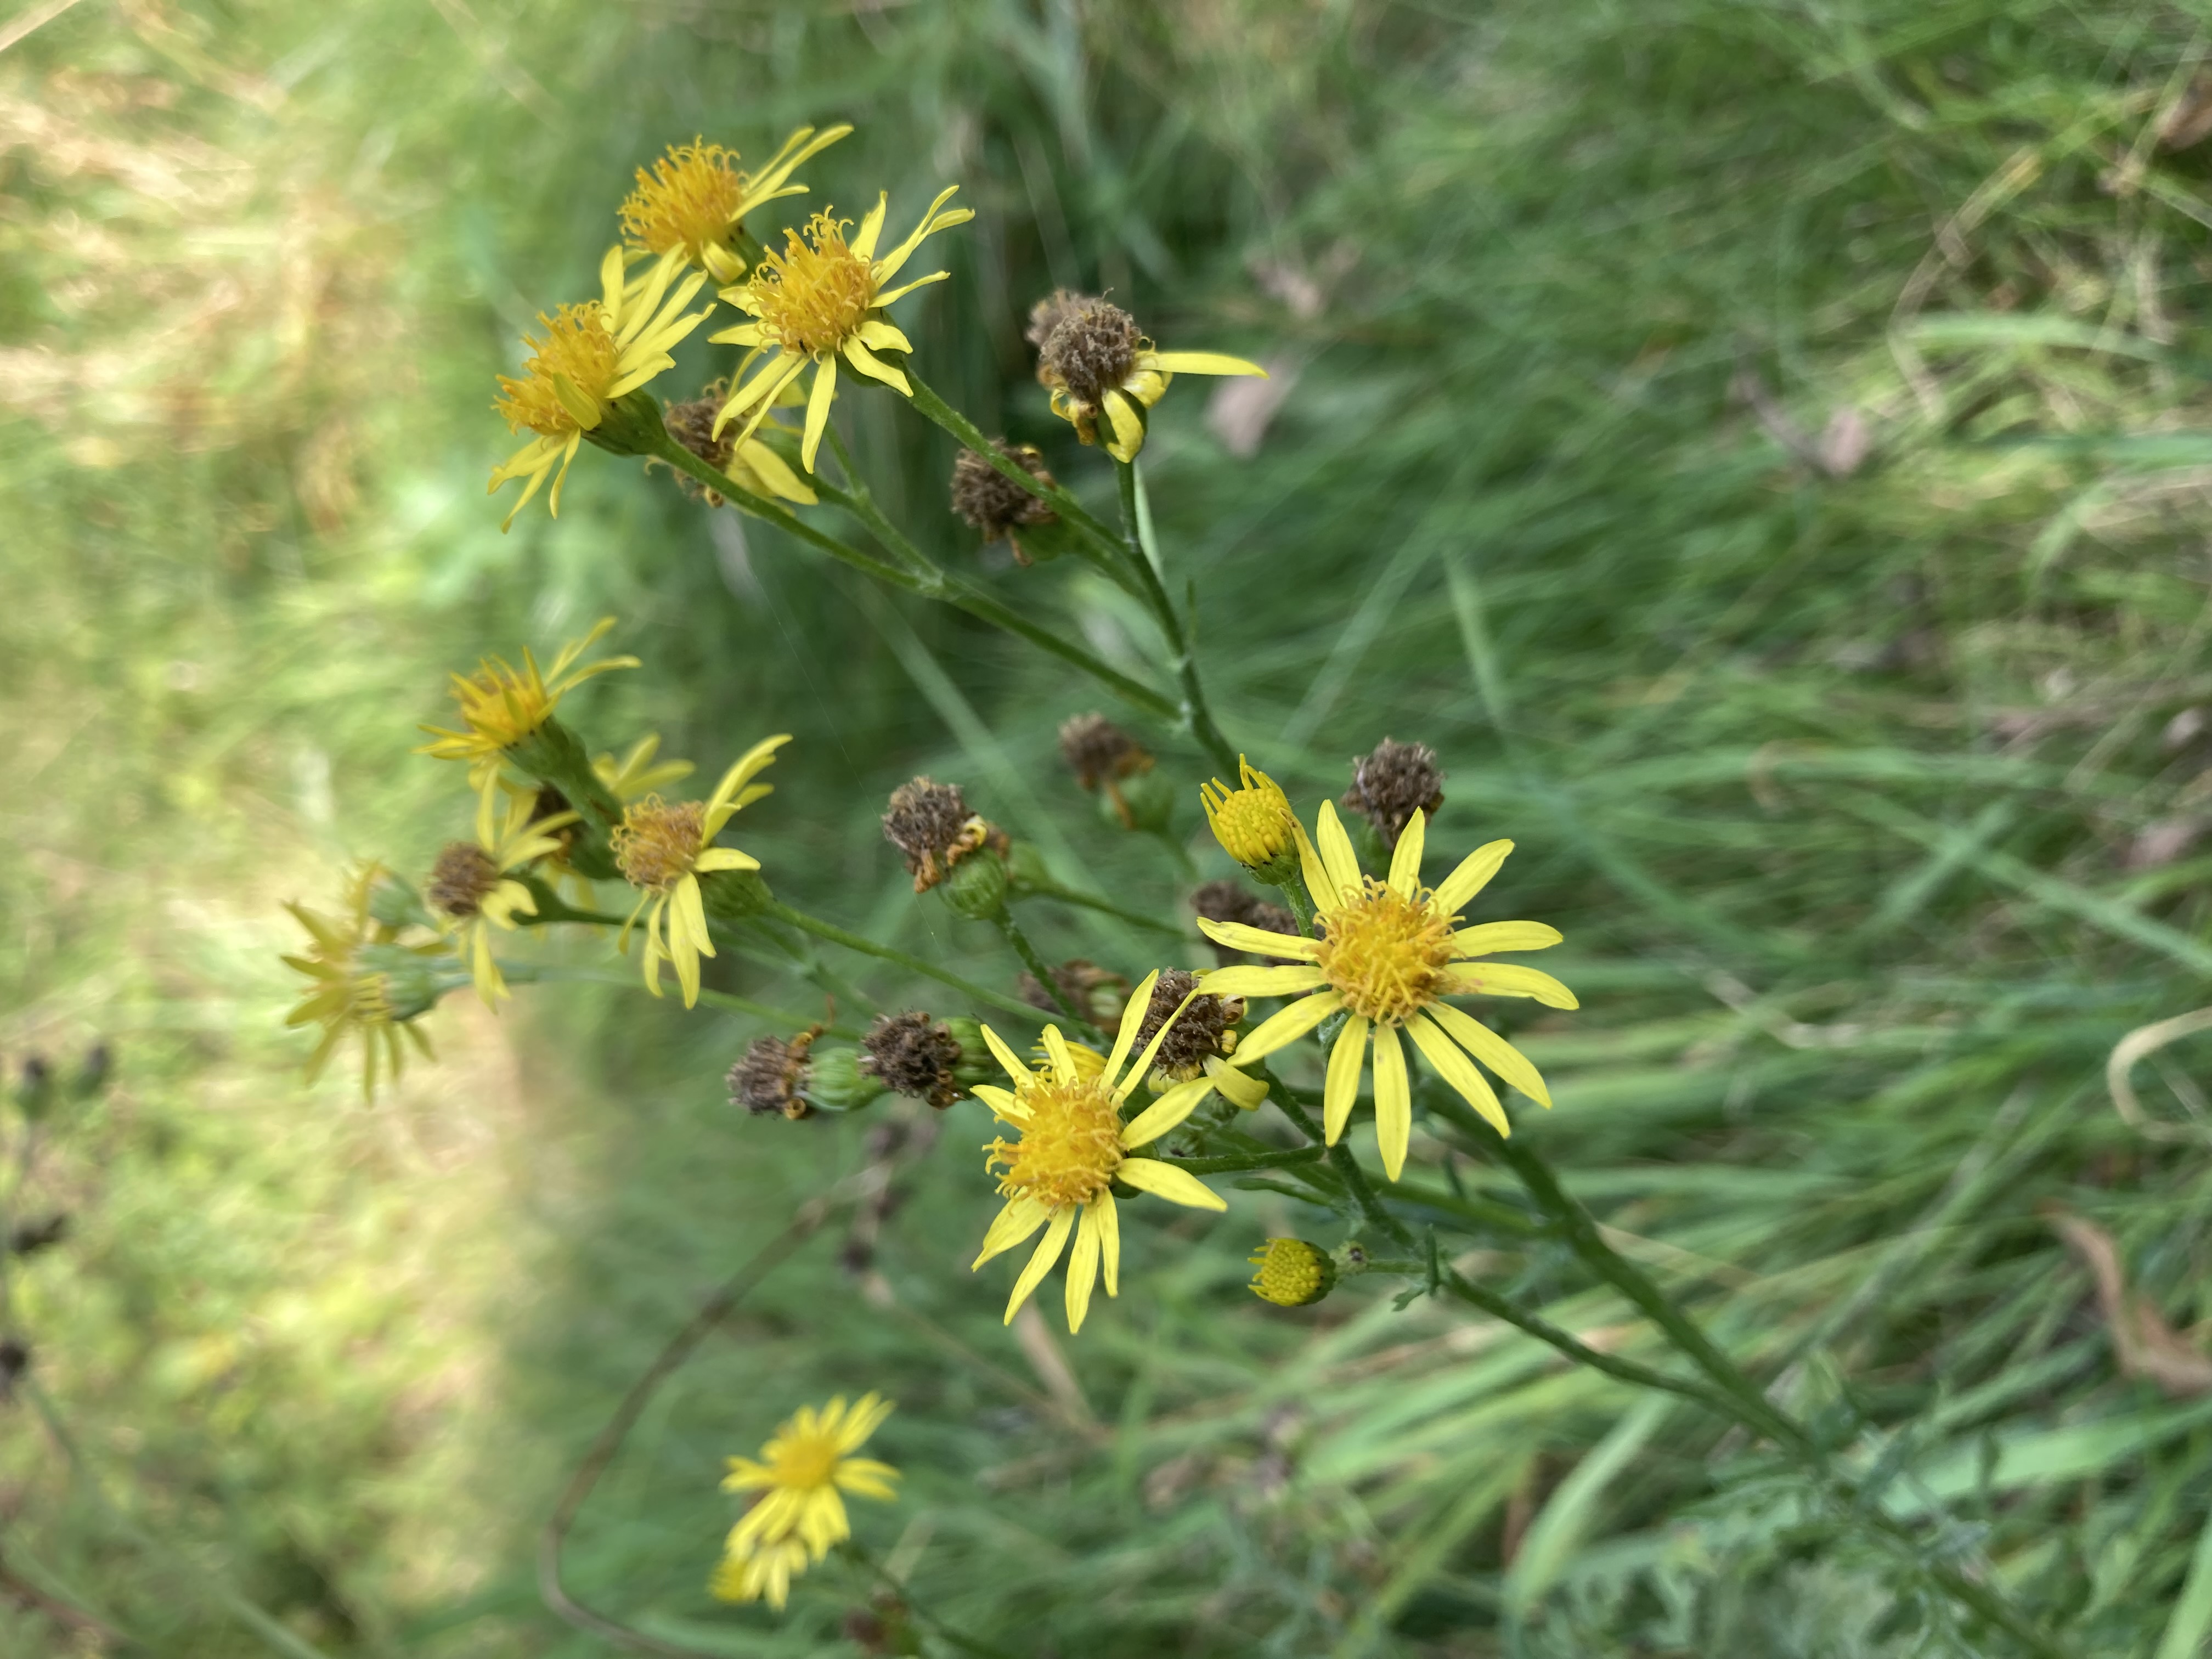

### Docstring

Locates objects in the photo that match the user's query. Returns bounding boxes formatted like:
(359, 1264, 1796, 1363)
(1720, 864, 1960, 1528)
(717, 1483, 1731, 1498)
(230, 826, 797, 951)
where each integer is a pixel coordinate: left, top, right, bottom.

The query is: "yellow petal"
(1103, 970, 1161, 1095)
(1434, 838, 1515, 914)
(1424, 1002, 1551, 1108)
(1102, 388, 1147, 462)
(1097, 1191, 1121, 1297)
(1119, 1075, 1217, 1149)
(734, 438, 817, 506)
(1388, 808, 1426, 899)
(1406, 1013, 1511, 1135)
(1452, 920, 1564, 957)
(1233, 990, 1342, 1064)
(1065, 1203, 1102, 1333)
(1003, 1206, 1075, 1323)
(850, 191, 890, 260)
(1323, 1014, 1368, 1143)
(800, 356, 838, 472)
(1205, 1056, 1271, 1111)
(1293, 819, 1336, 911)
(1147, 350, 1268, 377)
(1194, 917, 1317, 959)
(692, 847, 758, 873)
(981, 1023, 1031, 1086)
(970, 1082, 1026, 1120)
(856, 319, 912, 353)
(842, 336, 912, 394)
(1120, 983, 1205, 1096)
(1314, 800, 1363, 899)
(1042, 1024, 1077, 1085)
(973, 1197, 1051, 1268)
(1371, 1022, 1412, 1181)
(871, 270, 950, 307)
(1115, 1158, 1227, 1212)
(872, 184, 962, 283)
(1448, 962, 1579, 1009)
(1198, 964, 1328, 998)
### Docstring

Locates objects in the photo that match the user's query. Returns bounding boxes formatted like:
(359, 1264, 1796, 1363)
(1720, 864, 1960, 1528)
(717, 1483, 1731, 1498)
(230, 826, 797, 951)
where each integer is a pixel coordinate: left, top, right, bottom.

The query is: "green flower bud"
(941, 1017, 996, 1084)
(939, 847, 1009, 921)
(802, 1047, 888, 1113)
(701, 867, 776, 921)
(1111, 768, 1176, 836)
(583, 386, 670, 459)
(357, 942, 466, 1021)
(1002, 839, 1052, 894)
(1248, 1238, 1336, 1308)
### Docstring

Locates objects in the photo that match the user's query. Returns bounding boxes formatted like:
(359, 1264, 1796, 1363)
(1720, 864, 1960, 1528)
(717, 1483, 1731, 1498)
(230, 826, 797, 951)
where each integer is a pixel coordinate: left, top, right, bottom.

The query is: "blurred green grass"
(12, 0, 2212, 1654)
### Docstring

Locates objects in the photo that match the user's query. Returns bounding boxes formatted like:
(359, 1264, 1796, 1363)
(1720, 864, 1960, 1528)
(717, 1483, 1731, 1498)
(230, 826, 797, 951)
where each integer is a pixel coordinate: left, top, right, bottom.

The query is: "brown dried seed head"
(728, 1031, 817, 1120)
(1037, 298, 1143, 406)
(660, 381, 735, 503)
(949, 444, 1057, 545)
(1132, 967, 1244, 1082)
(859, 1010, 966, 1109)
(1057, 713, 1154, 790)
(1191, 879, 1300, 964)
(1017, 959, 1129, 1027)
(1341, 738, 1446, 850)
(1025, 289, 1100, 352)
(427, 843, 502, 918)
(881, 777, 1006, 893)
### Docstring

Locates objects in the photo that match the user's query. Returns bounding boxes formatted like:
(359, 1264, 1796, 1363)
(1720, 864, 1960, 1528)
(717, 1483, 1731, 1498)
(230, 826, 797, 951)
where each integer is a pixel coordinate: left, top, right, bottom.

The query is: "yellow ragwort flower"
(715, 1393, 899, 1610)
(972, 973, 1242, 1334)
(416, 617, 638, 778)
(1200, 755, 1300, 875)
(1198, 802, 1573, 1180)
(1034, 295, 1266, 463)
(613, 734, 788, 1007)
(489, 247, 713, 527)
(426, 785, 576, 1008)
(281, 865, 439, 1097)
(709, 187, 973, 472)
(620, 125, 852, 284)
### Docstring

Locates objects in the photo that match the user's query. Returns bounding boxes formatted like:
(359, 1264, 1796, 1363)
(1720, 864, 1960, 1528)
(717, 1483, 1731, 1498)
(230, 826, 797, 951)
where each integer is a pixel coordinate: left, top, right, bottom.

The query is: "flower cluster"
(713, 1393, 899, 1609)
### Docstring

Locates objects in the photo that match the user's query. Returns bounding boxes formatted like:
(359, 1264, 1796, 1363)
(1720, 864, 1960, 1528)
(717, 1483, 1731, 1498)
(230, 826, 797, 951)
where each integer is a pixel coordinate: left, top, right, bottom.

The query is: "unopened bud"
(803, 1047, 888, 1113)
(1248, 1238, 1335, 1308)
(939, 845, 1009, 921)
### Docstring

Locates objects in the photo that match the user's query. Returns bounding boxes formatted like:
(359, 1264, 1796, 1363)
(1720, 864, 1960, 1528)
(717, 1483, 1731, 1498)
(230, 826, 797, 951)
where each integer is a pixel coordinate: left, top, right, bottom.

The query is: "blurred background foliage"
(12, 0, 2212, 1653)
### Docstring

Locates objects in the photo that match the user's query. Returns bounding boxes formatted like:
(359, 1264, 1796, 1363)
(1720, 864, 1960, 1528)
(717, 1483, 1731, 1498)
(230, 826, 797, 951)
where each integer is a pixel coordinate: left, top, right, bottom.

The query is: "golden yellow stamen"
(611, 795, 707, 891)
(985, 1075, 1123, 1209)
(621, 139, 749, 264)
(1313, 877, 1458, 1025)
(493, 304, 620, 438)
(749, 213, 877, 357)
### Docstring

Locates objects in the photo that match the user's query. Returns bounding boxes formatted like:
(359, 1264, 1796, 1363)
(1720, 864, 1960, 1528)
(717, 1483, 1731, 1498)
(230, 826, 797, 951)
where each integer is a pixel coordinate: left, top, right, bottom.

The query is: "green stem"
(761, 899, 1055, 1027)
(992, 912, 1104, 1041)
(1011, 878, 1183, 934)
(1270, 871, 1317, 936)
(843, 1539, 1019, 1659)
(1439, 1269, 1735, 1413)
(1265, 1077, 1414, 1249)
(819, 424, 944, 583)
(1160, 1146, 1327, 1176)
(650, 433, 1177, 723)
(1113, 459, 1239, 775)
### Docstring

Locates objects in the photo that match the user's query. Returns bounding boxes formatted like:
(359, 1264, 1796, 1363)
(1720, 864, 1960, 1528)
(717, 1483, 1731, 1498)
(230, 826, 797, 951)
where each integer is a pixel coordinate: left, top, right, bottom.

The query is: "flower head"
(427, 786, 576, 1007)
(716, 1392, 899, 1609)
(1341, 738, 1446, 851)
(859, 1010, 967, 1110)
(971, 973, 1259, 1333)
(709, 187, 973, 472)
(950, 443, 1057, 560)
(1249, 1238, 1335, 1307)
(489, 247, 713, 527)
(1032, 295, 1267, 463)
(1200, 755, 1300, 881)
(881, 776, 1005, 893)
(620, 125, 851, 284)
(1198, 801, 1575, 1180)
(729, 1029, 819, 1120)
(282, 865, 443, 1097)
(661, 380, 818, 507)
(416, 618, 637, 781)
(614, 735, 788, 1007)
(1129, 967, 1265, 1107)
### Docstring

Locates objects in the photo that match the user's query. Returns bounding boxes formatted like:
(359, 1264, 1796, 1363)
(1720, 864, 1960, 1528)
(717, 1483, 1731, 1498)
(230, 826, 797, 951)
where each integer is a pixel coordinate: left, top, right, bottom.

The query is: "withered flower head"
(1341, 738, 1446, 850)
(1191, 879, 1300, 966)
(949, 444, 1057, 561)
(1037, 297, 1143, 408)
(661, 381, 735, 503)
(1058, 713, 1153, 791)
(426, 842, 503, 920)
(859, 1010, 963, 1110)
(1025, 288, 1101, 353)
(1132, 967, 1244, 1082)
(1017, 958, 1128, 1028)
(728, 1031, 818, 1120)
(882, 777, 1007, 893)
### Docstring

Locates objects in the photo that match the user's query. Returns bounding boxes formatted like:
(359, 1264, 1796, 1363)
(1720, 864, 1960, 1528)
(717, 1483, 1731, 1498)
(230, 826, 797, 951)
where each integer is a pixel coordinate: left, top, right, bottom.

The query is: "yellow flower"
(416, 617, 637, 779)
(281, 865, 440, 1097)
(708, 187, 973, 472)
(1200, 755, 1300, 876)
(1248, 1237, 1335, 1307)
(426, 785, 577, 1008)
(1198, 803, 1574, 1180)
(619, 125, 852, 284)
(971, 973, 1239, 1334)
(613, 734, 788, 1007)
(1034, 295, 1266, 463)
(489, 247, 713, 527)
(717, 1392, 899, 1610)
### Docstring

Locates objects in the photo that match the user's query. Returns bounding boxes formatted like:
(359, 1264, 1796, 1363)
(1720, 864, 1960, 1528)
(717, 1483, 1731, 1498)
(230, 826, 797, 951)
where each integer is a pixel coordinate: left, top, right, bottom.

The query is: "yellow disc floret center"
(612, 796, 707, 892)
(1313, 878, 1457, 1025)
(751, 213, 876, 357)
(620, 140, 745, 261)
(985, 1076, 1123, 1209)
(764, 1430, 839, 1491)
(494, 303, 619, 437)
